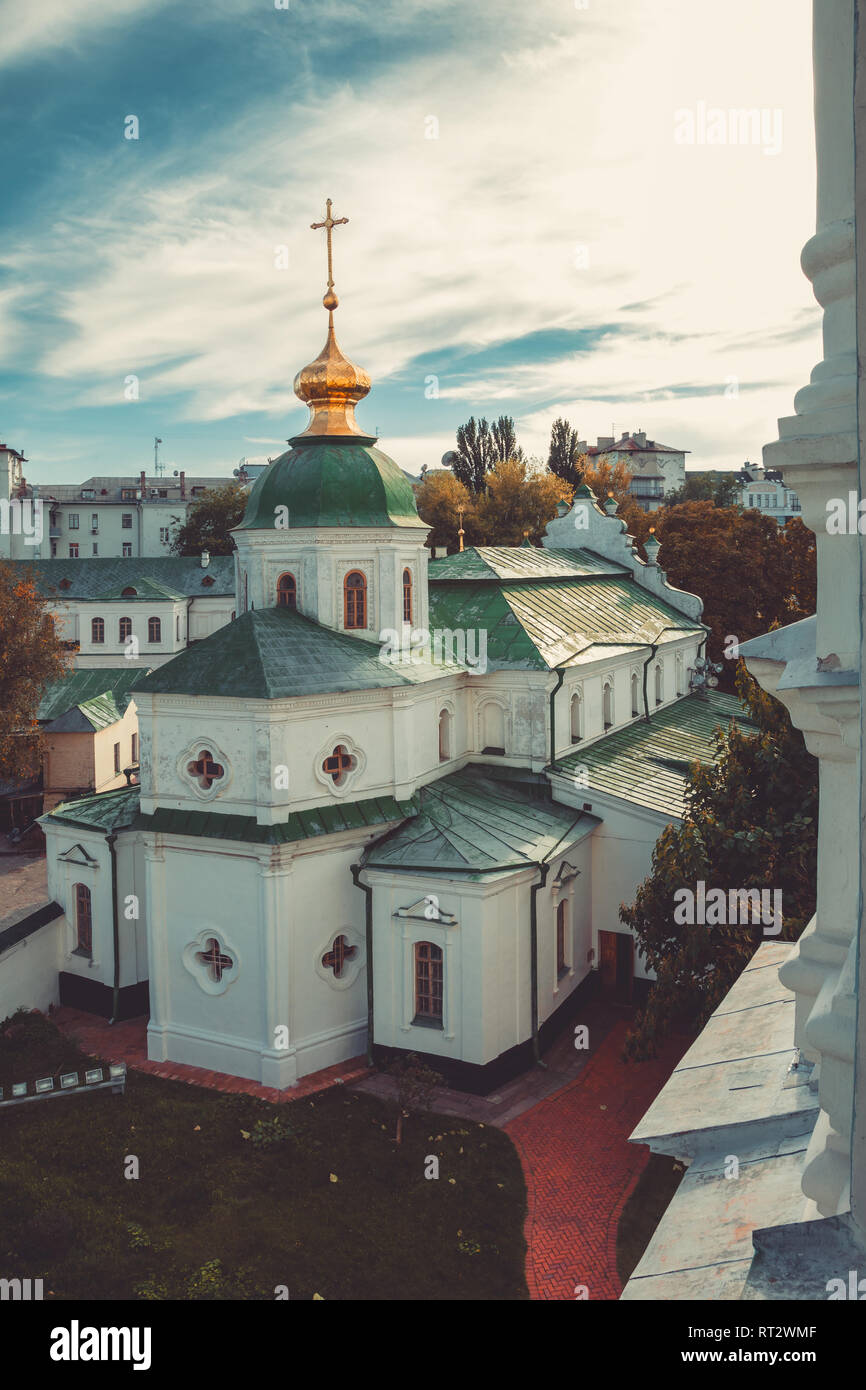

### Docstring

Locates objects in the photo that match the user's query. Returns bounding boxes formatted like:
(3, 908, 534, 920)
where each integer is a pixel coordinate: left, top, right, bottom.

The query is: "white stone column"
(744, 0, 860, 1220)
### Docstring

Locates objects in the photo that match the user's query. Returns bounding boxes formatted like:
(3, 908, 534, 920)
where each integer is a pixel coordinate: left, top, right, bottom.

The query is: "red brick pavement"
(51, 1007, 369, 1103)
(504, 1020, 687, 1301)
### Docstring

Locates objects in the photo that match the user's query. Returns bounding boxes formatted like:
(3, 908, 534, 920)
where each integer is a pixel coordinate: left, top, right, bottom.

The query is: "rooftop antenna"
(154, 436, 164, 476)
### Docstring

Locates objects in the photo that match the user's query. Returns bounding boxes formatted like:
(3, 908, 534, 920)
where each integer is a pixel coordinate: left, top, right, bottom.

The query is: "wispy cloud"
(1, 0, 819, 477)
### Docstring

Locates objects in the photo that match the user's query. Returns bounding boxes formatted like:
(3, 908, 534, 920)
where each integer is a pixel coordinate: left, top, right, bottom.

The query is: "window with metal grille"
(344, 571, 367, 629)
(402, 568, 412, 624)
(556, 899, 568, 979)
(414, 941, 443, 1025)
(75, 883, 92, 956)
(277, 573, 297, 609)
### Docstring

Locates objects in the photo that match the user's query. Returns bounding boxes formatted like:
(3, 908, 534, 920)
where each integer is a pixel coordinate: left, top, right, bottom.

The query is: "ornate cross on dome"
(311, 198, 349, 311)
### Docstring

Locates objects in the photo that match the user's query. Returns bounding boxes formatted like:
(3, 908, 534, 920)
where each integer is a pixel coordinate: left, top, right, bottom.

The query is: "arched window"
(438, 708, 451, 762)
(676, 655, 684, 696)
(556, 899, 568, 979)
(631, 671, 640, 717)
(603, 681, 613, 730)
(121, 586, 137, 598)
(91, 617, 104, 644)
(75, 883, 92, 956)
(481, 702, 505, 754)
(414, 942, 443, 1025)
(148, 616, 161, 643)
(277, 573, 297, 609)
(176, 614, 181, 641)
(655, 662, 663, 706)
(402, 568, 413, 624)
(119, 616, 132, 642)
(570, 691, 583, 743)
(344, 571, 367, 629)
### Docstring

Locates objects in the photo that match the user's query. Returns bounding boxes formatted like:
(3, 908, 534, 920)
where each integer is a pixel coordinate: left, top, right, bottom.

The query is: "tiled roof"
(587, 439, 687, 455)
(132, 605, 462, 700)
(364, 765, 600, 878)
(16, 556, 235, 599)
(428, 546, 629, 581)
(549, 691, 755, 818)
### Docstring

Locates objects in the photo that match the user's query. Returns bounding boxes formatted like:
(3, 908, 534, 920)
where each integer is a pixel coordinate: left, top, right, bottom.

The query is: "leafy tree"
(663, 471, 742, 509)
(0, 563, 69, 782)
(472, 457, 571, 546)
(453, 415, 524, 493)
(621, 663, 817, 1059)
(778, 516, 817, 622)
(169, 482, 248, 556)
(415, 470, 477, 552)
(547, 418, 584, 489)
(581, 458, 651, 554)
(490, 416, 525, 466)
(386, 1053, 443, 1144)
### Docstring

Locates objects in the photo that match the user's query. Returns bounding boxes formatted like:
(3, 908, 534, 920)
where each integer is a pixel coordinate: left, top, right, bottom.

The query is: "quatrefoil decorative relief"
(177, 738, 232, 801)
(182, 928, 240, 997)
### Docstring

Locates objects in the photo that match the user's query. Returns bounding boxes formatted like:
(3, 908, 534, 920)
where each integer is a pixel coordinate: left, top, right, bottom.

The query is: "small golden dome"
(293, 311, 372, 440)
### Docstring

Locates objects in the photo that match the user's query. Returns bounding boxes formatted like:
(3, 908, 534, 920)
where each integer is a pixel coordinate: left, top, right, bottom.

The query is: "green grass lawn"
(0, 1012, 528, 1301)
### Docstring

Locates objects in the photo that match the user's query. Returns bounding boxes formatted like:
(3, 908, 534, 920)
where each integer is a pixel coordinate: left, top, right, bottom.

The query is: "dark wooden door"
(599, 930, 634, 1002)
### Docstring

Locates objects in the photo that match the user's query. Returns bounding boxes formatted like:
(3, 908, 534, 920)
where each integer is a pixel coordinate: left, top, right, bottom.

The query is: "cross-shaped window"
(322, 744, 356, 787)
(187, 750, 225, 789)
(195, 937, 234, 984)
(321, 934, 357, 979)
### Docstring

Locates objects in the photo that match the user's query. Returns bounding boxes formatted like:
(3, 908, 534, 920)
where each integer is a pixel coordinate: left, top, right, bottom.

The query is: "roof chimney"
(139, 470, 146, 496)
(180, 471, 186, 499)
(597, 436, 614, 449)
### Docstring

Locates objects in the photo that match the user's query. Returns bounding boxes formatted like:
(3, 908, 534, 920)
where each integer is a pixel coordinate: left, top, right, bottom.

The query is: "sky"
(0, 0, 819, 483)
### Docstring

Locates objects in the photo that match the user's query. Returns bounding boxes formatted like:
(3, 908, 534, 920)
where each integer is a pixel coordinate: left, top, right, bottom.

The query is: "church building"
(34, 206, 733, 1093)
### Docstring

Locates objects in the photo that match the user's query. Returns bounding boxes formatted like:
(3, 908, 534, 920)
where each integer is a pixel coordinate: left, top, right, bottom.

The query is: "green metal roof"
(37, 668, 149, 724)
(44, 785, 141, 833)
(428, 546, 629, 582)
(91, 576, 186, 602)
(45, 785, 418, 845)
(17, 556, 234, 599)
(235, 442, 429, 531)
(549, 691, 755, 819)
(428, 572, 705, 671)
(132, 604, 461, 700)
(364, 765, 600, 879)
(134, 793, 419, 845)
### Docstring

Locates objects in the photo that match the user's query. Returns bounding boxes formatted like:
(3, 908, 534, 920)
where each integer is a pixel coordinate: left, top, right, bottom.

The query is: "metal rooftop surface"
(135, 793, 419, 845)
(428, 573, 705, 671)
(132, 605, 463, 700)
(16, 556, 235, 599)
(91, 576, 187, 603)
(44, 785, 141, 833)
(364, 765, 601, 878)
(550, 691, 753, 818)
(428, 545, 630, 581)
(37, 668, 149, 723)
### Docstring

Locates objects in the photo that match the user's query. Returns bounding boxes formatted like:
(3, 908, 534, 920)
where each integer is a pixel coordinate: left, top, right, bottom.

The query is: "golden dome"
(292, 311, 372, 440)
